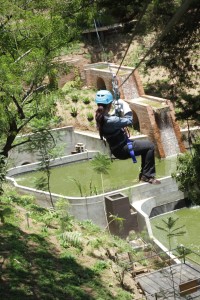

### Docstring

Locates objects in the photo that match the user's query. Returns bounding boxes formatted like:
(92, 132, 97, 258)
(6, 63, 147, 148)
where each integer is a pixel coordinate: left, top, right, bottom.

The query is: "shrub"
(87, 112, 94, 122)
(83, 97, 91, 105)
(70, 107, 78, 117)
(71, 93, 79, 103)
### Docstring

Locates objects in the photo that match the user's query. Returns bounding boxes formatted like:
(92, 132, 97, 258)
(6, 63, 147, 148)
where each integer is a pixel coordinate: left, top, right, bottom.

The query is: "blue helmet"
(95, 90, 113, 105)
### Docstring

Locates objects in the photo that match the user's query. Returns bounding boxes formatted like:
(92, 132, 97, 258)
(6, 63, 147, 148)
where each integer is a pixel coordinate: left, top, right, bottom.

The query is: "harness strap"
(127, 141, 137, 163)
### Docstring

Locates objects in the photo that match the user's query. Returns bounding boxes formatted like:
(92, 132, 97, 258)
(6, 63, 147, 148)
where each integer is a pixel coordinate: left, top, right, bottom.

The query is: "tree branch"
(10, 138, 31, 150)
(1, 87, 25, 119)
(17, 113, 37, 132)
(14, 49, 32, 63)
(22, 84, 47, 105)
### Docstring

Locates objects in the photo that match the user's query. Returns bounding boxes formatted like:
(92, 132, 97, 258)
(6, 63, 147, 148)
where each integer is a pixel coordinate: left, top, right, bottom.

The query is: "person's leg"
(113, 140, 160, 184)
(131, 140, 160, 184)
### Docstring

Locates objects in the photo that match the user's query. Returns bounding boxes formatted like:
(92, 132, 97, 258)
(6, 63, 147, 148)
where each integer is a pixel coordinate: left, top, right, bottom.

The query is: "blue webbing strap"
(127, 141, 137, 163)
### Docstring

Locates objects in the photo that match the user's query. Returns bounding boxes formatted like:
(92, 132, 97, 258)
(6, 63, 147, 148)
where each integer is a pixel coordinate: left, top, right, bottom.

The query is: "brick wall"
(84, 62, 186, 158)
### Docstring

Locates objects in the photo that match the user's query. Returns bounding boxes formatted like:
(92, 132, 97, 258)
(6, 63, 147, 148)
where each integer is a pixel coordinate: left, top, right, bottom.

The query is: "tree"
(156, 216, 186, 299)
(172, 137, 200, 205)
(31, 129, 57, 209)
(0, 0, 94, 193)
(90, 153, 111, 194)
(94, 0, 151, 25)
(91, 153, 111, 232)
(145, 0, 199, 124)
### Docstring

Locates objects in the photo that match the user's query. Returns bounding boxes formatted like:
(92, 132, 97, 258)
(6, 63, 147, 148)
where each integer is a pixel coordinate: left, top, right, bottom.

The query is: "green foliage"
(114, 290, 133, 300)
(92, 260, 109, 274)
(89, 237, 104, 250)
(0, 206, 13, 223)
(70, 106, 78, 117)
(172, 138, 200, 204)
(156, 217, 186, 240)
(87, 112, 94, 122)
(124, 44, 144, 68)
(70, 177, 83, 196)
(34, 176, 48, 191)
(70, 177, 98, 197)
(62, 81, 76, 93)
(71, 93, 79, 103)
(176, 245, 192, 261)
(59, 231, 83, 249)
(145, 1, 199, 123)
(0, 155, 6, 195)
(112, 235, 135, 255)
(155, 216, 186, 297)
(0, 0, 90, 192)
(79, 220, 101, 234)
(175, 94, 200, 124)
(91, 153, 111, 194)
(55, 198, 74, 232)
(91, 153, 111, 175)
(82, 96, 91, 105)
(42, 209, 58, 228)
(107, 214, 125, 233)
(3, 191, 35, 207)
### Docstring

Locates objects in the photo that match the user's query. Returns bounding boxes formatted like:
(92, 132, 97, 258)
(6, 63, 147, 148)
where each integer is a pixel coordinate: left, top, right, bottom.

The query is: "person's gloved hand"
(113, 99, 132, 116)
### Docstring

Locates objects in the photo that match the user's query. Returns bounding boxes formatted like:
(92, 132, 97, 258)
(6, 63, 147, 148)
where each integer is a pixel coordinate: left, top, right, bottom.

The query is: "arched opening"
(132, 110, 140, 132)
(97, 77, 106, 90)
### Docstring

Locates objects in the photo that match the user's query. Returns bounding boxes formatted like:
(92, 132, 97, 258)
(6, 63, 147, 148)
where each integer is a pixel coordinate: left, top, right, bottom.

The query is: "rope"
(93, 19, 105, 54)
(94, 0, 152, 95)
(116, 0, 152, 76)
(118, 0, 194, 89)
(94, 18, 120, 101)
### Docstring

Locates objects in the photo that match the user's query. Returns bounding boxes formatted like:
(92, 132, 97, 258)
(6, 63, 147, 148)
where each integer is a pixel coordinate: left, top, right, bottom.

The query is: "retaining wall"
(6, 125, 197, 230)
(7, 151, 185, 229)
(8, 126, 148, 167)
(132, 176, 185, 233)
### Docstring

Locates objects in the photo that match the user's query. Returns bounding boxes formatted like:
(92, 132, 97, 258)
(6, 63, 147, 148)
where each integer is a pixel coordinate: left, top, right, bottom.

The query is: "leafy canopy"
(0, 0, 87, 158)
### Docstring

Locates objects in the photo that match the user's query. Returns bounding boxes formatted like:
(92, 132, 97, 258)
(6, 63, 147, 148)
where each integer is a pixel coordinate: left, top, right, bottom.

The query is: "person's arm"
(112, 99, 132, 116)
(106, 113, 133, 129)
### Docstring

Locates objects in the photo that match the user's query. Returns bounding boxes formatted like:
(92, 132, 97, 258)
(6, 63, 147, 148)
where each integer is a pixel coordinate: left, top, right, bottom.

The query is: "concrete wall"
(7, 151, 109, 228)
(7, 151, 96, 176)
(9, 126, 148, 167)
(131, 176, 185, 232)
(8, 126, 111, 167)
(6, 125, 198, 231)
(7, 151, 185, 229)
(8, 126, 75, 167)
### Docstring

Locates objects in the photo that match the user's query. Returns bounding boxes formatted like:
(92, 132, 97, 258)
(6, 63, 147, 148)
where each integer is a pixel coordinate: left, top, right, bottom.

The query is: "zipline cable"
(118, 0, 194, 89)
(94, 1, 152, 80)
(93, 19, 106, 54)
(116, 0, 152, 77)
(94, 18, 120, 100)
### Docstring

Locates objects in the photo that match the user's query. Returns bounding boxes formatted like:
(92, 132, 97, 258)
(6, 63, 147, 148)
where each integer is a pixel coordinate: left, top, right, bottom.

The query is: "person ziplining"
(92, 0, 192, 184)
(94, 90, 161, 184)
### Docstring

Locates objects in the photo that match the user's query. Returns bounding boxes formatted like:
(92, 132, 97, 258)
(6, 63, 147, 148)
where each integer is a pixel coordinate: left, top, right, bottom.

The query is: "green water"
(15, 156, 177, 197)
(151, 207, 200, 264)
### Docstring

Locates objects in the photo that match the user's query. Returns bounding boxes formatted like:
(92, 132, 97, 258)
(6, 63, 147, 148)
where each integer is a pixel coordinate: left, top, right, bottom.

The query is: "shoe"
(148, 177, 161, 185)
(140, 175, 150, 183)
(140, 175, 161, 185)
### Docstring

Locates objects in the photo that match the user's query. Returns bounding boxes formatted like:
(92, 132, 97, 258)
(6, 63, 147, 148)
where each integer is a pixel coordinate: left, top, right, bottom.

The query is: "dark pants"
(112, 139, 156, 179)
